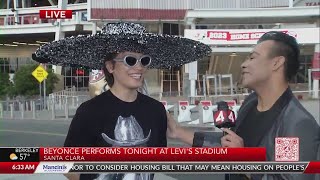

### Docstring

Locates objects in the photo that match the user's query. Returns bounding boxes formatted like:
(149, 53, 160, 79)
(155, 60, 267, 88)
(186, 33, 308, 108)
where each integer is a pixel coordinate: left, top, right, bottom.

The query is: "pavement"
(0, 100, 318, 180)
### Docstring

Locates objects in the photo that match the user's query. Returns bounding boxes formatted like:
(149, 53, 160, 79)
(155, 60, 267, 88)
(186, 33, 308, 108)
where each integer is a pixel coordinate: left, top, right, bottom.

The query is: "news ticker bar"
(1, 162, 320, 174)
(0, 147, 266, 162)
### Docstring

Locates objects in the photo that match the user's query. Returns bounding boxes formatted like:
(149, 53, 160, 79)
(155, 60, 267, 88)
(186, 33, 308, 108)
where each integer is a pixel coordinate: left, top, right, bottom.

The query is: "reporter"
(167, 31, 320, 180)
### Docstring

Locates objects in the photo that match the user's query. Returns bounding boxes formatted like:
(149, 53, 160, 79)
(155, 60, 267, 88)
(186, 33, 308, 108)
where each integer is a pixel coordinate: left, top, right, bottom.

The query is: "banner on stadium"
(312, 52, 320, 80)
(184, 28, 320, 45)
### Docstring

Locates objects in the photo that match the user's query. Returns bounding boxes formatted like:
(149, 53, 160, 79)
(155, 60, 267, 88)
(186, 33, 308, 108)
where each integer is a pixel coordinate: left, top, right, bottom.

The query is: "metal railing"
(0, 94, 90, 120)
(1, 91, 318, 129)
(0, 83, 318, 121)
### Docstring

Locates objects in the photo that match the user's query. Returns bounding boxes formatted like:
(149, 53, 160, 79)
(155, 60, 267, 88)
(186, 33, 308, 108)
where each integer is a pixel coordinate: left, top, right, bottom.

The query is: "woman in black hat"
(33, 22, 211, 180)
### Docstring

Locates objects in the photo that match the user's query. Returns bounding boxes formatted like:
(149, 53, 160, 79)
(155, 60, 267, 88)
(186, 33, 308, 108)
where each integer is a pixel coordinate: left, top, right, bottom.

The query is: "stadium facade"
(0, 0, 319, 98)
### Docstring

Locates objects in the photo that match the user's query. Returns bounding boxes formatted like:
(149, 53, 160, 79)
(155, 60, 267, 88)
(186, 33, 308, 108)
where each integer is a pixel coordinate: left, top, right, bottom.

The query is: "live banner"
(0, 147, 319, 174)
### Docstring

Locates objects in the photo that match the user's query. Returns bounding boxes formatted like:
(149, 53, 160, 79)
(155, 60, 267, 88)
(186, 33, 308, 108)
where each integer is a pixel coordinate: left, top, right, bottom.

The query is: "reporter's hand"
(221, 128, 244, 147)
(166, 112, 179, 139)
(166, 112, 195, 145)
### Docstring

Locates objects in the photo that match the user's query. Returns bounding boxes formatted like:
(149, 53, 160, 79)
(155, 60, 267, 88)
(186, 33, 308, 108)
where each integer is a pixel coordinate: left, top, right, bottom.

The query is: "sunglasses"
(113, 55, 152, 68)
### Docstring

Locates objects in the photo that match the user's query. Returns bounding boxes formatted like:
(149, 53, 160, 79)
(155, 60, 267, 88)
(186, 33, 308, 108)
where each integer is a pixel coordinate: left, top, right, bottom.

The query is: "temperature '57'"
(19, 153, 31, 161)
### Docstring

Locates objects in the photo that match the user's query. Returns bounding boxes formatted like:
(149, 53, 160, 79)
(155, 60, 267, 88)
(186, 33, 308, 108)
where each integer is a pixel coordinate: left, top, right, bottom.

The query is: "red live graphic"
(39, 10, 72, 19)
(39, 147, 266, 161)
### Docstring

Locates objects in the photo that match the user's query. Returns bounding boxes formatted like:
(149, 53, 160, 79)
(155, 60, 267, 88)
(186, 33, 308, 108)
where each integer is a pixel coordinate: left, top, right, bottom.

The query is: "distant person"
(167, 31, 320, 180)
(32, 22, 211, 180)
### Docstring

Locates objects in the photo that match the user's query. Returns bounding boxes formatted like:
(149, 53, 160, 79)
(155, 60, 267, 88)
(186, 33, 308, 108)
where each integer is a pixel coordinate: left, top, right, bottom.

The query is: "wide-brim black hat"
(32, 22, 211, 69)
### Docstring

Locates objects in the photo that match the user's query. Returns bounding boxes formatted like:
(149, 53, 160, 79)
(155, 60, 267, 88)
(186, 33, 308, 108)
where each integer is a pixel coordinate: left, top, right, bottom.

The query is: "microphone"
(213, 101, 236, 135)
(213, 102, 236, 180)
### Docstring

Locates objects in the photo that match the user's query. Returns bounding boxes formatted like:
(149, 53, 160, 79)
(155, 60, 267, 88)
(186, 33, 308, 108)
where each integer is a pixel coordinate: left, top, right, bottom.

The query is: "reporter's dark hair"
(258, 31, 300, 81)
(102, 53, 118, 87)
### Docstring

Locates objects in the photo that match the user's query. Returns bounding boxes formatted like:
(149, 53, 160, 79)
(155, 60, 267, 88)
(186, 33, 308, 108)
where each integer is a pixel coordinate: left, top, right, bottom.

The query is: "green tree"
(0, 73, 13, 99)
(13, 64, 59, 97)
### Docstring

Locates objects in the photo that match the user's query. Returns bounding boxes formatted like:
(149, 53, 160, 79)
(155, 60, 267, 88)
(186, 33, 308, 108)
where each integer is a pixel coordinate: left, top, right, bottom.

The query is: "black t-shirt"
(236, 105, 276, 147)
(230, 89, 291, 180)
(64, 90, 167, 180)
(236, 88, 290, 149)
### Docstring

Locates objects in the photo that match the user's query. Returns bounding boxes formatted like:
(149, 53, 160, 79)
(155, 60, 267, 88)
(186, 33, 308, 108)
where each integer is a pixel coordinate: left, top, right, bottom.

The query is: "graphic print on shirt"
(96, 115, 152, 180)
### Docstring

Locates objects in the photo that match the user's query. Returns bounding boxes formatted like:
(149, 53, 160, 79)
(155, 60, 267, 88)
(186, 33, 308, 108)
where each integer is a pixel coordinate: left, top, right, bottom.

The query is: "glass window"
(0, 57, 36, 73)
(291, 55, 312, 84)
(0, 58, 10, 73)
(163, 23, 179, 35)
(63, 66, 90, 91)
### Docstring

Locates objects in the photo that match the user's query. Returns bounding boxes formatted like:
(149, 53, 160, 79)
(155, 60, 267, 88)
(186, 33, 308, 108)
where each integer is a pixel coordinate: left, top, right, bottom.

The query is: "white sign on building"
(294, 0, 320, 6)
(185, 28, 320, 45)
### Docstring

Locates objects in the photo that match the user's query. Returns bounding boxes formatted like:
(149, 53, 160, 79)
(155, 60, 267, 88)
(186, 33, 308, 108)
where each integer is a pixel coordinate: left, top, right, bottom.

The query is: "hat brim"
(101, 130, 151, 147)
(33, 33, 211, 69)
